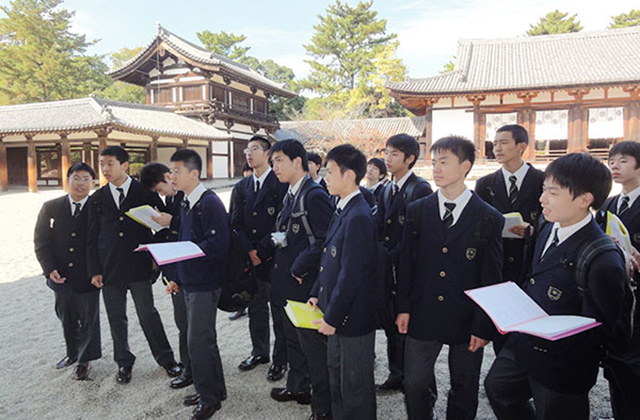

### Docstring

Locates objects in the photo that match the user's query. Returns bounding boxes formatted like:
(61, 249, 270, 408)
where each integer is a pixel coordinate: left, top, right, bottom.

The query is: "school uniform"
(87, 177, 175, 369)
(266, 175, 333, 416)
(374, 171, 432, 388)
(34, 194, 101, 366)
(310, 191, 377, 420)
(231, 168, 288, 366)
(314, 176, 329, 194)
(484, 216, 628, 420)
(397, 189, 504, 420)
(176, 184, 229, 408)
(601, 189, 640, 420)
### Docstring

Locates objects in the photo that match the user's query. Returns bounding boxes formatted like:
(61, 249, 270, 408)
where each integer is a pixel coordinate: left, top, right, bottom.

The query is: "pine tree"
(527, 10, 583, 36)
(609, 10, 640, 28)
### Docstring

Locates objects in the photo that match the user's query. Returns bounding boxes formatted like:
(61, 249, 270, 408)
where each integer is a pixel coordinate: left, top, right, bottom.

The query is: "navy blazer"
(267, 177, 333, 307)
(231, 170, 287, 260)
(375, 173, 433, 263)
(176, 189, 229, 292)
(602, 194, 640, 252)
(509, 219, 627, 393)
(34, 195, 96, 294)
(87, 179, 165, 284)
(311, 194, 376, 337)
(476, 165, 544, 284)
(396, 192, 504, 344)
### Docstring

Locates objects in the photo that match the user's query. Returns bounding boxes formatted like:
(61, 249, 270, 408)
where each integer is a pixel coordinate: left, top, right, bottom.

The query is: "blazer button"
(281, 225, 286, 230)
(119, 216, 124, 221)
(386, 219, 392, 224)
(508, 257, 515, 262)
(253, 211, 257, 216)
(530, 278, 535, 285)
(319, 266, 324, 272)
(323, 247, 327, 253)
(384, 236, 390, 242)
(119, 232, 124, 237)
(69, 247, 74, 252)
(437, 295, 444, 302)
(439, 271, 446, 278)
(71, 232, 76, 237)
(274, 263, 278, 269)
(251, 229, 257, 234)
(68, 262, 74, 268)
(442, 247, 448, 253)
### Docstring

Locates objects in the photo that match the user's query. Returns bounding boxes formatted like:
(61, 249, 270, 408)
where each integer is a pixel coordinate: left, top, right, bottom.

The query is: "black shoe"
(190, 402, 221, 420)
(228, 308, 247, 321)
(169, 373, 193, 389)
(162, 360, 182, 377)
(309, 414, 332, 420)
(270, 388, 311, 405)
(184, 393, 201, 407)
(266, 364, 287, 381)
(73, 363, 90, 380)
(116, 366, 132, 384)
(56, 356, 77, 369)
(238, 355, 269, 371)
(376, 379, 403, 392)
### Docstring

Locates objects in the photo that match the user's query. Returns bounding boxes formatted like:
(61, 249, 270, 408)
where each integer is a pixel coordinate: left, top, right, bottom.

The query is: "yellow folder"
(284, 300, 324, 330)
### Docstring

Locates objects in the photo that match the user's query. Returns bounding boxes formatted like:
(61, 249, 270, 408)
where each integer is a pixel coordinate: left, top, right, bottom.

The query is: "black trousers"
(102, 280, 174, 368)
(327, 332, 376, 420)
(280, 305, 332, 415)
(484, 346, 589, 420)
(185, 288, 226, 407)
(404, 336, 483, 420)
(604, 354, 640, 420)
(248, 275, 287, 365)
(171, 288, 190, 377)
(54, 289, 101, 364)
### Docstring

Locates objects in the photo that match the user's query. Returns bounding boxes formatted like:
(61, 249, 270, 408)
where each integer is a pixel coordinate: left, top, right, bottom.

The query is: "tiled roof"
(273, 117, 425, 144)
(0, 96, 231, 140)
(110, 24, 295, 98)
(388, 27, 640, 96)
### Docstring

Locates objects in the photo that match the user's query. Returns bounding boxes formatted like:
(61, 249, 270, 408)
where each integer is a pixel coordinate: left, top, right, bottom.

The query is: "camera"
(271, 231, 288, 249)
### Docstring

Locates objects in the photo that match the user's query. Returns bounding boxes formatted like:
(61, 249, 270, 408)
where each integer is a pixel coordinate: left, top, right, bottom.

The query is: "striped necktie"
(508, 175, 518, 206)
(619, 195, 630, 216)
(541, 228, 559, 261)
(72, 202, 81, 218)
(443, 202, 456, 228)
(116, 187, 125, 208)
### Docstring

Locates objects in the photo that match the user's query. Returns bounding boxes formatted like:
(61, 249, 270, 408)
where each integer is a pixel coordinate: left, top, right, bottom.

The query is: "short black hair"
(367, 157, 387, 178)
(386, 134, 420, 169)
(430, 136, 476, 169)
(496, 124, 529, 145)
(100, 146, 129, 163)
(544, 153, 612, 210)
(170, 149, 202, 175)
(271, 139, 308, 171)
(307, 152, 323, 166)
(241, 161, 252, 174)
(249, 135, 271, 151)
(140, 162, 169, 190)
(609, 140, 640, 169)
(326, 144, 367, 184)
(67, 162, 95, 179)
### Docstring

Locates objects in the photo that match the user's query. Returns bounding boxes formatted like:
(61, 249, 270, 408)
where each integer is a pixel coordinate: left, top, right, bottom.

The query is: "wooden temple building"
(0, 24, 294, 191)
(387, 27, 640, 160)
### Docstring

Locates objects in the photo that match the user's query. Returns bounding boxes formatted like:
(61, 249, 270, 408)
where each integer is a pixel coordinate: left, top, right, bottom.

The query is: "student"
(309, 144, 377, 420)
(139, 162, 192, 391)
(169, 149, 229, 420)
(232, 136, 289, 382)
(87, 146, 180, 384)
(34, 162, 101, 381)
(601, 141, 640, 420)
(365, 157, 388, 201)
(375, 133, 432, 392)
(308, 152, 328, 193)
(484, 153, 628, 420)
(265, 139, 333, 420)
(396, 136, 504, 420)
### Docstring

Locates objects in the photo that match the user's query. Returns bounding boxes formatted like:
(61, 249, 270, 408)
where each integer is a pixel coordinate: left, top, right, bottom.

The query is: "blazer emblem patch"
(465, 247, 477, 261)
(292, 224, 300, 234)
(633, 233, 640, 244)
(267, 207, 276, 216)
(530, 211, 539, 222)
(547, 286, 562, 301)
(398, 215, 405, 225)
(331, 246, 337, 258)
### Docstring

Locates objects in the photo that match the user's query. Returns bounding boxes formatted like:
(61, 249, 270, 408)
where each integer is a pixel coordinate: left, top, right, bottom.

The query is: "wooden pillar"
(227, 139, 233, 178)
(567, 106, 588, 153)
(150, 137, 158, 161)
(60, 134, 71, 192)
(624, 103, 640, 142)
(83, 141, 92, 167)
(423, 105, 433, 160)
(472, 109, 486, 160)
(517, 108, 537, 162)
(0, 138, 7, 191)
(98, 131, 108, 186)
(206, 140, 214, 180)
(26, 136, 37, 192)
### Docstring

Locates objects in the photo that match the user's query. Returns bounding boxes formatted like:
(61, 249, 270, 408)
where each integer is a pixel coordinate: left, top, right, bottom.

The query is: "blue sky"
(2, 0, 638, 80)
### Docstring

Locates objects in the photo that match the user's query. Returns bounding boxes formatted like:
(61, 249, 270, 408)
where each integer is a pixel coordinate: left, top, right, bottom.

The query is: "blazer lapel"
(492, 171, 510, 210)
(512, 164, 536, 209)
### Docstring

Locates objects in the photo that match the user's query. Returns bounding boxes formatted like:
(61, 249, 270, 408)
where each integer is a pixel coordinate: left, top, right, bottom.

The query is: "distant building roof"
(0, 96, 231, 140)
(388, 27, 640, 96)
(274, 117, 425, 144)
(110, 24, 295, 98)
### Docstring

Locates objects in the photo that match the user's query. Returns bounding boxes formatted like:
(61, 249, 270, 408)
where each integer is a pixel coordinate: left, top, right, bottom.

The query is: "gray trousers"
(185, 288, 226, 407)
(102, 281, 174, 368)
(248, 278, 287, 365)
(484, 346, 589, 420)
(327, 332, 376, 420)
(171, 288, 190, 377)
(404, 336, 483, 420)
(54, 289, 101, 364)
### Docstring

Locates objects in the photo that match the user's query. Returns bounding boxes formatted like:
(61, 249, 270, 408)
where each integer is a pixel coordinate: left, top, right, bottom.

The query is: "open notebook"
(135, 241, 205, 266)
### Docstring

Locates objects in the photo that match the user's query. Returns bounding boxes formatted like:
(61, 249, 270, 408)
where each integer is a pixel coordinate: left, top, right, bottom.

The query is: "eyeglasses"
(70, 176, 93, 183)
(244, 146, 264, 155)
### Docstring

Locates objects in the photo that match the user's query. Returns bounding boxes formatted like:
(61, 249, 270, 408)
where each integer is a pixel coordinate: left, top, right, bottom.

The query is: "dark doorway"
(7, 147, 28, 186)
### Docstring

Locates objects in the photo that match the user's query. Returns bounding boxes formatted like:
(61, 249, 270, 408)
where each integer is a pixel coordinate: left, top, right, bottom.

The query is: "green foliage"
(110, 46, 143, 70)
(527, 10, 583, 36)
(197, 30, 251, 62)
(441, 58, 456, 73)
(98, 81, 145, 103)
(0, 0, 111, 104)
(609, 9, 640, 28)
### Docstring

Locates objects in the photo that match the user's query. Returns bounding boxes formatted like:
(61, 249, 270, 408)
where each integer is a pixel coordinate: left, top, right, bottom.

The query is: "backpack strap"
(290, 181, 322, 246)
(473, 205, 497, 256)
(574, 235, 623, 293)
